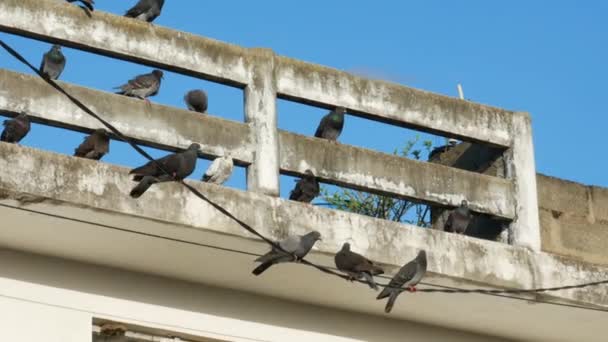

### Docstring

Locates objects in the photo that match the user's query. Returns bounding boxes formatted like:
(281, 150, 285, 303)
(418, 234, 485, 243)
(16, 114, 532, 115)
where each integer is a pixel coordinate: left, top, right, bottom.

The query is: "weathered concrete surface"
(0, 68, 514, 215)
(0, 143, 606, 310)
(1, 0, 516, 148)
(0, 68, 253, 162)
(276, 57, 514, 147)
(279, 132, 515, 218)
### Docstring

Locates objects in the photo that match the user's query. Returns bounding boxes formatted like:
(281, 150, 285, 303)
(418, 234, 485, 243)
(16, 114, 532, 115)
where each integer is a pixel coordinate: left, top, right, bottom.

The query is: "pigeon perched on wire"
(129, 143, 200, 198)
(40, 45, 66, 80)
(74, 128, 110, 160)
(314, 107, 346, 141)
(184, 90, 208, 113)
(98, 323, 128, 342)
(66, 0, 94, 11)
(444, 200, 473, 234)
(252, 231, 322, 276)
(125, 0, 165, 23)
(114, 69, 163, 104)
(334, 242, 384, 290)
(1, 112, 30, 144)
(376, 250, 427, 314)
(289, 170, 319, 203)
(202, 154, 233, 185)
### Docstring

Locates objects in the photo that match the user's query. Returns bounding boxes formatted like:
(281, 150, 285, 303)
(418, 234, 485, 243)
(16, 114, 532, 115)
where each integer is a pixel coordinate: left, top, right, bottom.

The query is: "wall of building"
(0, 248, 512, 342)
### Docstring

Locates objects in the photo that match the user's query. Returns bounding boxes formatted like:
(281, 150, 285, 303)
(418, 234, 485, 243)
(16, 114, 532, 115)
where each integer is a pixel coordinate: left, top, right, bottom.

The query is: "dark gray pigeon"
(314, 107, 346, 141)
(129, 143, 200, 198)
(66, 0, 94, 11)
(289, 169, 319, 203)
(74, 128, 110, 160)
(114, 69, 163, 103)
(252, 231, 322, 276)
(335, 243, 384, 290)
(1, 113, 30, 144)
(376, 250, 427, 314)
(444, 200, 473, 234)
(98, 323, 128, 342)
(184, 89, 208, 113)
(125, 0, 165, 22)
(40, 45, 66, 80)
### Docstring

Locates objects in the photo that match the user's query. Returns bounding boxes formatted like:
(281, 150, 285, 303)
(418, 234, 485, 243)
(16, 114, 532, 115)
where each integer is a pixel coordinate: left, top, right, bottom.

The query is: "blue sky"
(1, 0, 606, 196)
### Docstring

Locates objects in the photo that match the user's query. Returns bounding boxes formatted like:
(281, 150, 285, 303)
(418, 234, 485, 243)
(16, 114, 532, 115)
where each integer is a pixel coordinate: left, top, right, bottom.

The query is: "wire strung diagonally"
(1, 39, 608, 308)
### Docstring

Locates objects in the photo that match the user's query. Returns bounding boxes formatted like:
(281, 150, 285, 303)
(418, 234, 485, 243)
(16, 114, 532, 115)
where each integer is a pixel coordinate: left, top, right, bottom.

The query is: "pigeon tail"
(384, 292, 399, 314)
(130, 176, 157, 198)
(361, 272, 379, 291)
(376, 288, 391, 300)
(252, 261, 274, 276)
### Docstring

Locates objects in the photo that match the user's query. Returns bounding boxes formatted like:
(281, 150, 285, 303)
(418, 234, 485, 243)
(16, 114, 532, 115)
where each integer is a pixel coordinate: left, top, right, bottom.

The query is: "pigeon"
(129, 143, 200, 198)
(314, 107, 346, 141)
(124, 0, 165, 22)
(252, 231, 322, 276)
(1, 113, 31, 144)
(98, 323, 128, 342)
(184, 90, 208, 113)
(377, 250, 427, 314)
(66, 0, 94, 11)
(114, 69, 163, 103)
(40, 45, 66, 80)
(202, 154, 233, 185)
(74, 128, 110, 160)
(444, 200, 473, 234)
(289, 170, 319, 203)
(334, 242, 384, 290)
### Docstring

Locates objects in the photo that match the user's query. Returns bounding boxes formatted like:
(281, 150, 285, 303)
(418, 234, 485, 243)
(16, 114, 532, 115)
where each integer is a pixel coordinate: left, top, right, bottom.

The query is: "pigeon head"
(94, 128, 108, 136)
(187, 143, 201, 151)
(152, 70, 164, 79)
(304, 231, 322, 242)
(416, 250, 427, 263)
(331, 107, 346, 121)
(460, 200, 469, 208)
(16, 112, 29, 121)
(341, 242, 351, 251)
(303, 169, 315, 178)
(51, 44, 62, 52)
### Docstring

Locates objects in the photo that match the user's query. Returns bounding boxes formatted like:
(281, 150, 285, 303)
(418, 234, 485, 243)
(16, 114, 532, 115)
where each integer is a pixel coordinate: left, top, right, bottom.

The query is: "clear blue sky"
(1, 0, 607, 196)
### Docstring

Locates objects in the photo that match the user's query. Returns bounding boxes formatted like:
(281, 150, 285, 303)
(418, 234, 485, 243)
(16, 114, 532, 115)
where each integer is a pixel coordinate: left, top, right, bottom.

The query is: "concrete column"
(508, 112, 541, 251)
(244, 48, 280, 196)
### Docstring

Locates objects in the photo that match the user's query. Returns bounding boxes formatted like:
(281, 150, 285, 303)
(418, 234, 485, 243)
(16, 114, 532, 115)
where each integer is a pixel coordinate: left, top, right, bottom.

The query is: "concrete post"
(508, 112, 541, 251)
(244, 48, 280, 196)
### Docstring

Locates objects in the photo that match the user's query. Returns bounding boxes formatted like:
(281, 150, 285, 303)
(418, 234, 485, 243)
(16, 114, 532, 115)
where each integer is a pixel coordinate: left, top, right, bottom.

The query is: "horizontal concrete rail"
(0, 143, 604, 308)
(0, 0, 514, 147)
(279, 132, 515, 218)
(0, 69, 514, 217)
(0, 69, 253, 163)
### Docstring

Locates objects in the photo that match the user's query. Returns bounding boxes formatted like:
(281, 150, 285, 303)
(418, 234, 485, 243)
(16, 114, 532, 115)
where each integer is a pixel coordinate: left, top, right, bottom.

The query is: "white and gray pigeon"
(114, 69, 163, 102)
(40, 44, 66, 80)
(252, 231, 322, 276)
(1, 112, 31, 144)
(444, 200, 473, 234)
(184, 89, 208, 113)
(202, 154, 233, 185)
(66, 0, 94, 11)
(129, 143, 200, 198)
(125, 0, 165, 22)
(335, 242, 384, 290)
(314, 107, 346, 141)
(376, 250, 427, 314)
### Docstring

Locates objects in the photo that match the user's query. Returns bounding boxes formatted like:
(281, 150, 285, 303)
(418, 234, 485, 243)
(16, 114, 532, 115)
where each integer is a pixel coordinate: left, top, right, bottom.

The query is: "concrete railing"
(0, 0, 540, 249)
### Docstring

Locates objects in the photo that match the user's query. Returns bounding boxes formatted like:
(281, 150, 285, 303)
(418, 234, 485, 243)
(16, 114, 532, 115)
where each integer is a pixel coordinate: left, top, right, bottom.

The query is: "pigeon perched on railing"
(114, 70, 163, 103)
(315, 107, 346, 141)
(129, 143, 200, 198)
(1, 112, 30, 144)
(40, 44, 66, 80)
(377, 250, 427, 313)
(289, 169, 319, 203)
(252, 231, 322, 276)
(184, 89, 208, 113)
(445, 200, 473, 234)
(202, 154, 233, 185)
(74, 128, 110, 160)
(125, 0, 165, 23)
(335, 242, 384, 290)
